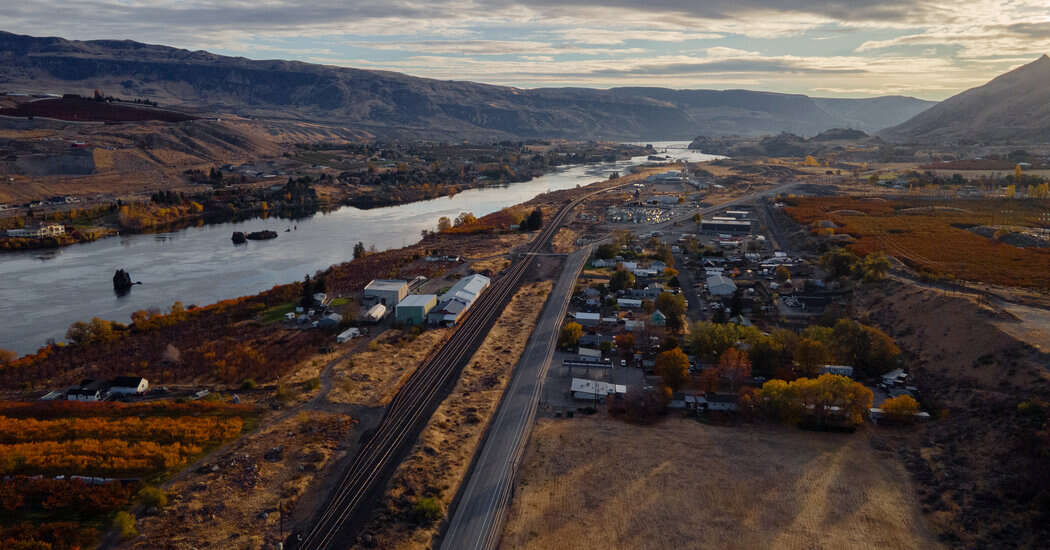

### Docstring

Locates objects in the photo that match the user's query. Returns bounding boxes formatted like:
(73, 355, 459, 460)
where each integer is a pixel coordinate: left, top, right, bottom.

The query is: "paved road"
(440, 245, 593, 550)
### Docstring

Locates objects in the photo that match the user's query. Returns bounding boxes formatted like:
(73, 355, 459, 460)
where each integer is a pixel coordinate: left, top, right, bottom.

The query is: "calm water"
(1, 144, 717, 355)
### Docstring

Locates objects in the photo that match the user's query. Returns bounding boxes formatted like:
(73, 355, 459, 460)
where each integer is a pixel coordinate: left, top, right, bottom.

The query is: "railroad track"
(291, 183, 624, 550)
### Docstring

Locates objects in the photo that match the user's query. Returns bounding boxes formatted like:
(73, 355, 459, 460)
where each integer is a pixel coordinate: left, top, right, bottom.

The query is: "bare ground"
(501, 415, 940, 550)
(356, 281, 554, 549)
(327, 328, 452, 407)
(121, 410, 355, 550)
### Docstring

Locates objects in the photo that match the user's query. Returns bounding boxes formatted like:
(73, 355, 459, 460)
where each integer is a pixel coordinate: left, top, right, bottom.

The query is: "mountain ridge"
(0, 31, 936, 141)
(881, 55, 1050, 144)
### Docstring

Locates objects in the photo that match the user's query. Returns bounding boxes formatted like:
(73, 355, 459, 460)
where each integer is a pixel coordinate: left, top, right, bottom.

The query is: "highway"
(440, 245, 592, 550)
(290, 182, 630, 550)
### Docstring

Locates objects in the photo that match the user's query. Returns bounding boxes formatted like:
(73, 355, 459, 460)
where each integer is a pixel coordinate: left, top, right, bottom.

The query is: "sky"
(5, 0, 1050, 100)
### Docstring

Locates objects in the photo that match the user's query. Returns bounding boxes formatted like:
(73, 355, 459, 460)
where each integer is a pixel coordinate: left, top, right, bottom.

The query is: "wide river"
(1, 142, 716, 355)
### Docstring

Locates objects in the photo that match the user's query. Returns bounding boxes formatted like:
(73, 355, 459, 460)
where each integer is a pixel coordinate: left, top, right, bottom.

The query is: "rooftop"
(398, 294, 437, 307)
(364, 279, 408, 292)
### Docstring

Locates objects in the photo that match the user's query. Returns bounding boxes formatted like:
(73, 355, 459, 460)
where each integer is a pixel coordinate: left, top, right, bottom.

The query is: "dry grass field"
(501, 416, 939, 550)
(327, 328, 451, 407)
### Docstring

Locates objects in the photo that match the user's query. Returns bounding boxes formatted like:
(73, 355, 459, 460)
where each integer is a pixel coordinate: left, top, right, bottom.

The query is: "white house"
(573, 312, 601, 327)
(706, 273, 737, 297)
(617, 298, 643, 309)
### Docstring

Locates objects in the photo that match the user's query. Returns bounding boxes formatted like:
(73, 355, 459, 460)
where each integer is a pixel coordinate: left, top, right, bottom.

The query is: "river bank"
(0, 148, 712, 355)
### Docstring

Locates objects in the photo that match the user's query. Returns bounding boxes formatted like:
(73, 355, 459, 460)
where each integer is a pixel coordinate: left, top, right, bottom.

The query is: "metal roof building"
(363, 279, 409, 306)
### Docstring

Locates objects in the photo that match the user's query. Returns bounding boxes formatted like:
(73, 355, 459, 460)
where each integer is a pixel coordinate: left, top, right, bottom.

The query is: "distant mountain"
(0, 31, 935, 141)
(882, 55, 1050, 144)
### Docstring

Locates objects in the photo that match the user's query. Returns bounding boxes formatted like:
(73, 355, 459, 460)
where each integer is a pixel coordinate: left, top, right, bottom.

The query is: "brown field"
(785, 196, 1050, 287)
(501, 416, 939, 550)
(358, 281, 554, 549)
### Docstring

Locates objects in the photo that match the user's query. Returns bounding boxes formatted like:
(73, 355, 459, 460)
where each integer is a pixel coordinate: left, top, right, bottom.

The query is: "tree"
(775, 265, 791, 282)
(138, 486, 168, 508)
(655, 292, 686, 333)
(655, 347, 690, 392)
(436, 216, 452, 232)
(860, 253, 890, 282)
(754, 374, 872, 426)
(114, 511, 137, 539)
(0, 348, 16, 365)
(717, 348, 751, 391)
(819, 248, 859, 279)
(609, 269, 635, 292)
(523, 207, 543, 230)
(559, 322, 583, 349)
(614, 332, 635, 355)
(794, 337, 830, 377)
(353, 241, 367, 259)
(411, 496, 443, 525)
(882, 394, 920, 422)
(596, 243, 619, 260)
(454, 211, 477, 226)
(830, 319, 900, 377)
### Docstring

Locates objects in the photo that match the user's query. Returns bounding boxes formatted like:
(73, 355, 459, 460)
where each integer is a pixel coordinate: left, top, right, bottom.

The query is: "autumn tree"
(0, 348, 16, 365)
(819, 247, 859, 280)
(655, 292, 686, 333)
(614, 332, 635, 355)
(655, 347, 690, 392)
(775, 265, 791, 282)
(860, 253, 891, 282)
(436, 217, 452, 232)
(881, 394, 919, 422)
(794, 337, 830, 377)
(830, 319, 900, 377)
(559, 322, 583, 349)
(717, 348, 752, 391)
(454, 212, 477, 226)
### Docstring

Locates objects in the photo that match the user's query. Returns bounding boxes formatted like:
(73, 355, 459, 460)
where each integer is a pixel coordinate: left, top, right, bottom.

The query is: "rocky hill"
(0, 31, 934, 141)
(881, 55, 1050, 144)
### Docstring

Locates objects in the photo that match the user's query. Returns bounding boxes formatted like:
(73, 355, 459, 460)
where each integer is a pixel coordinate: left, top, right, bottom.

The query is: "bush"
(410, 497, 443, 525)
(113, 511, 137, 539)
(240, 379, 258, 391)
(138, 486, 168, 508)
(305, 377, 321, 391)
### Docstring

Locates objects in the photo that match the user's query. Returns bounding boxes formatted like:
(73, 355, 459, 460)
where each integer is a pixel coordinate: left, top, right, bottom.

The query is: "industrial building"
(362, 279, 409, 306)
(701, 219, 752, 233)
(395, 294, 438, 325)
(427, 274, 490, 327)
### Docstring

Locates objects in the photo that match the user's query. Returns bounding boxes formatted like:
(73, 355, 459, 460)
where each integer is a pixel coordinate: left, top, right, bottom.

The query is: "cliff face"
(0, 31, 935, 140)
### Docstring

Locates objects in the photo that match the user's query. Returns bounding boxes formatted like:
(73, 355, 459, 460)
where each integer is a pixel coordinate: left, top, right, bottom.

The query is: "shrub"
(240, 379, 258, 391)
(305, 377, 321, 391)
(410, 497, 443, 525)
(113, 511, 137, 539)
(138, 486, 168, 508)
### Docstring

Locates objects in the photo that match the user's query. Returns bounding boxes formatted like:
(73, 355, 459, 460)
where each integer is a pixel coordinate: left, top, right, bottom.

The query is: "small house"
(617, 298, 642, 309)
(573, 312, 600, 327)
(650, 310, 667, 326)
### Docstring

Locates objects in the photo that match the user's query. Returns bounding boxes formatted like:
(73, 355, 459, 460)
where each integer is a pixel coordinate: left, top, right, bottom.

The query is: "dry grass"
(358, 281, 554, 549)
(501, 416, 940, 550)
(472, 256, 512, 273)
(123, 410, 355, 550)
(551, 227, 579, 253)
(327, 328, 451, 407)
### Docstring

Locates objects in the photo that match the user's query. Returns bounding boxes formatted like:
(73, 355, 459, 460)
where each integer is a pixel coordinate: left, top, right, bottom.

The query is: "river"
(0, 143, 717, 355)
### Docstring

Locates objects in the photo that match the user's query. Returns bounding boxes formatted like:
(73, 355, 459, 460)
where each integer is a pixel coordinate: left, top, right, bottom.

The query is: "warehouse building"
(362, 279, 409, 306)
(701, 219, 752, 233)
(396, 294, 438, 325)
(427, 274, 491, 327)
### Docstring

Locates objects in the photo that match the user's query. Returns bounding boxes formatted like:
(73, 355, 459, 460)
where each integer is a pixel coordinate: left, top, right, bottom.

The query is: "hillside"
(881, 55, 1050, 144)
(0, 31, 934, 141)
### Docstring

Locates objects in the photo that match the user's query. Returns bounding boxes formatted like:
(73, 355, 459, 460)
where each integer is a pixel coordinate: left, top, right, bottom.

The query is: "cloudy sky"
(6, 0, 1050, 99)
